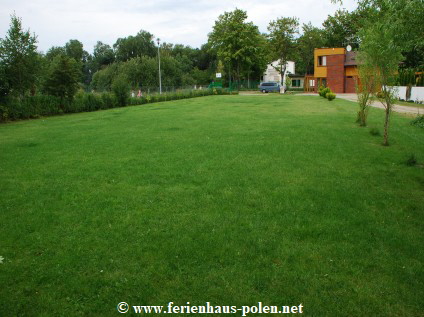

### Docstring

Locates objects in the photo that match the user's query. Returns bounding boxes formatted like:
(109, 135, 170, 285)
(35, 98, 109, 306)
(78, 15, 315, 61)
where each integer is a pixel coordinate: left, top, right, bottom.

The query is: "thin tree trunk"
(383, 104, 391, 146)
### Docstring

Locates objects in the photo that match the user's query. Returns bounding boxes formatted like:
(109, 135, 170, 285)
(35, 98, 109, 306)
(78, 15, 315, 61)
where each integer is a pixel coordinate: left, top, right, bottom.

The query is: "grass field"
(1, 95, 423, 316)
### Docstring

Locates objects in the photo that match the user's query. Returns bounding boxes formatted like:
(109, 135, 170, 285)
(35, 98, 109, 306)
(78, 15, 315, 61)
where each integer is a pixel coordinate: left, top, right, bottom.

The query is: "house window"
(292, 79, 301, 87)
(318, 56, 327, 66)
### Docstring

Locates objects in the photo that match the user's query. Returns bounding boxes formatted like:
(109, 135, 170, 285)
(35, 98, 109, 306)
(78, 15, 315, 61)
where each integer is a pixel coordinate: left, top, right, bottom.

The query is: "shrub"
(369, 128, 380, 136)
(326, 92, 336, 101)
(101, 93, 118, 109)
(112, 76, 130, 107)
(319, 86, 330, 98)
(0, 88, 221, 123)
(405, 154, 417, 166)
(73, 91, 104, 112)
(410, 115, 424, 128)
(0, 105, 9, 122)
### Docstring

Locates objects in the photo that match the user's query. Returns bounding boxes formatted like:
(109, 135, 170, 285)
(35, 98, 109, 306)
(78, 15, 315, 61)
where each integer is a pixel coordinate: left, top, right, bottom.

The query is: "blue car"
(259, 82, 280, 93)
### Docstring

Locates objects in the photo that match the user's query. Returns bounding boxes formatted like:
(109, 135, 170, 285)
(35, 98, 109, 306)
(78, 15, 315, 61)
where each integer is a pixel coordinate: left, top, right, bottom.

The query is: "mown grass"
(0, 95, 423, 316)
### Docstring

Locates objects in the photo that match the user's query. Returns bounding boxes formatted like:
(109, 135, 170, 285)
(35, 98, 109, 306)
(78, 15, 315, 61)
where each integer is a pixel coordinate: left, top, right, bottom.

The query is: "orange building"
(313, 47, 358, 93)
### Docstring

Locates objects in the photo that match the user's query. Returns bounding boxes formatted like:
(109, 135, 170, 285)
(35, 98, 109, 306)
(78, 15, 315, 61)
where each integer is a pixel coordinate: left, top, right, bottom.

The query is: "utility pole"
(157, 38, 162, 94)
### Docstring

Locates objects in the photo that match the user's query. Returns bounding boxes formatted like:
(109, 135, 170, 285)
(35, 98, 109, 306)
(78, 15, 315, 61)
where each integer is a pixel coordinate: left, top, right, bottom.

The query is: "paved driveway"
(299, 93, 422, 116)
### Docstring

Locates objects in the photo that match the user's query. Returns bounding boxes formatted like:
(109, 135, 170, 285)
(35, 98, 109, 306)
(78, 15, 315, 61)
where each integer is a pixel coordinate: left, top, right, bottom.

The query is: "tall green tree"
(113, 30, 156, 62)
(332, 0, 424, 68)
(359, 0, 424, 69)
(0, 63, 9, 100)
(65, 39, 84, 63)
(0, 13, 40, 98)
(296, 23, 325, 75)
(45, 46, 66, 61)
(267, 17, 299, 82)
(208, 9, 266, 84)
(92, 41, 115, 72)
(322, 9, 362, 48)
(43, 54, 81, 103)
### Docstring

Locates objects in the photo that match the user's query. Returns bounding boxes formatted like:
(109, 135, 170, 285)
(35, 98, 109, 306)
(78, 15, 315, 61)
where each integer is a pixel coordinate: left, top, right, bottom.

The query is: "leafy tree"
(267, 17, 299, 82)
(0, 63, 9, 100)
(92, 41, 115, 72)
(358, 22, 403, 146)
(364, 0, 423, 69)
(114, 30, 156, 62)
(190, 67, 212, 85)
(197, 43, 217, 72)
(208, 9, 266, 84)
(0, 13, 40, 98)
(322, 9, 362, 48)
(81, 50, 93, 87)
(65, 39, 84, 63)
(120, 57, 153, 89)
(91, 62, 120, 91)
(45, 46, 66, 61)
(332, 0, 424, 68)
(296, 23, 325, 75)
(43, 54, 81, 102)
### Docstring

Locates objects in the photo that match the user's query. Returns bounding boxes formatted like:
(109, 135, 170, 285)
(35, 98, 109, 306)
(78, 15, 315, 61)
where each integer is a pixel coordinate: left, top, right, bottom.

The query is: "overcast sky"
(0, 0, 358, 54)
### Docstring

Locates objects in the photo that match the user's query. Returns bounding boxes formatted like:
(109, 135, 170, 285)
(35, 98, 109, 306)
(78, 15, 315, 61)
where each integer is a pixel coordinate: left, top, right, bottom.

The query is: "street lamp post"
(157, 38, 162, 94)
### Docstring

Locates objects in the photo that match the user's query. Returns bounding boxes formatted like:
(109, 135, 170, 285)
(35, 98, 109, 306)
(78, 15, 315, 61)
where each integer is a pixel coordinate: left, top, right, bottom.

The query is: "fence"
(129, 85, 210, 96)
(228, 80, 261, 91)
(389, 86, 424, 102)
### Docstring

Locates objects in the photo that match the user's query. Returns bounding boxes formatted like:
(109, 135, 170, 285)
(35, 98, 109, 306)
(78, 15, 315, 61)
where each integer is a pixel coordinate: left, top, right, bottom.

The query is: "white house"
(262, 60, 295, 85)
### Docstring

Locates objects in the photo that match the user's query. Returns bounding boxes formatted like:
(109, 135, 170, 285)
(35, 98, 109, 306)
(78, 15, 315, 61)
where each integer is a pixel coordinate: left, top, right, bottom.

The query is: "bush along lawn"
(0, 95, 423, 316)
(0, 87, 235, 123)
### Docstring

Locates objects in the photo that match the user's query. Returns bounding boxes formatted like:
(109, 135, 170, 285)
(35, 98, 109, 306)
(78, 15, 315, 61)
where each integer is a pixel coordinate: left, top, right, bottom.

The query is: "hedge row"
(0, 88, 233, 122)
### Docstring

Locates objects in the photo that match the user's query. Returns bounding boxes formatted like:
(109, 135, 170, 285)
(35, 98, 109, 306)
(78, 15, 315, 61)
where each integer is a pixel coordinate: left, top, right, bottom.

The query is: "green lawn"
(1, 95, 423, 316)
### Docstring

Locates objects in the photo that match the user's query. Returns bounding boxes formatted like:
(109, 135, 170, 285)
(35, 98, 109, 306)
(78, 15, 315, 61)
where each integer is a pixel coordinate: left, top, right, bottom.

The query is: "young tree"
(43, 54, 81, 103)
(0, 13, 40, 98)
(358, 22, 403, 145)
(267, 17, 299, 83)
(355, 60, 375, 127)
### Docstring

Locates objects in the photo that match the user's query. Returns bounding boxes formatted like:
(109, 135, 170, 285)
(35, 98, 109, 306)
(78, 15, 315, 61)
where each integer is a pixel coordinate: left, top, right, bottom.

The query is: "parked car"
(259, 82, 280, 93)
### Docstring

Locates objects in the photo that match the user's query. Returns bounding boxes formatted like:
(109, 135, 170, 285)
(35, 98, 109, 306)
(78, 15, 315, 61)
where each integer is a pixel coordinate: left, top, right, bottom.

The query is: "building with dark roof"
(312, 47, 359, 93)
